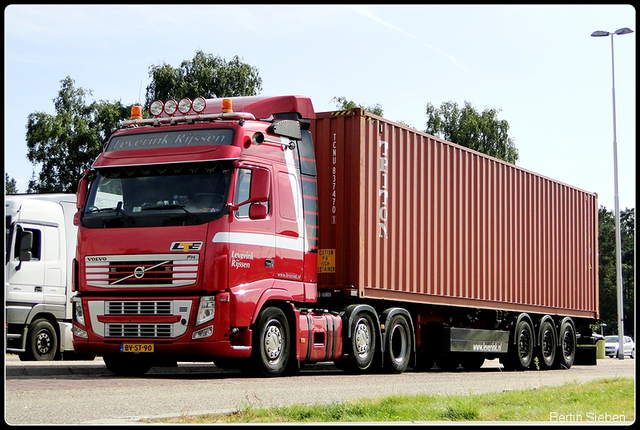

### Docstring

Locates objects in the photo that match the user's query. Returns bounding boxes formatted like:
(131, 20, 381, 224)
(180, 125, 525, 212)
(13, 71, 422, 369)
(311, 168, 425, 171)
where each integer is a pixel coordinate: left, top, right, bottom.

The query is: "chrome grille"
(88, 299, 193, 339)
(106, 324, 172, 338)
(107, 301, 172, 315)
(85, 254, 199, 288)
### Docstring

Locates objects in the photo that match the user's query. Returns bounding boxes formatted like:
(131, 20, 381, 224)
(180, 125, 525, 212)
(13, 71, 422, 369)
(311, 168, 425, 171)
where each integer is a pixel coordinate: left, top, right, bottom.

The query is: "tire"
(21, 319, 58, 361)
(251, 307, 290, 377)
(103, 354, 153, 376)
(555, 320, 576, 369)
(383, 314, 411, 374)
(504, 318, 534, 370)
(536, 320, 557, 370)
(346, 312, 377, 372)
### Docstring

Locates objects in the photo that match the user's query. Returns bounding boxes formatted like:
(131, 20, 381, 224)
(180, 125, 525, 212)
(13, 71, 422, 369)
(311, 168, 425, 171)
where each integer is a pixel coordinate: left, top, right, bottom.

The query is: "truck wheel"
(252, 307, 290, 377)
(383, 314, 411, 374)
(347, 312, 377, 372)
(536, 320, 557, 370)
(504, 318, 534, 370)
(103, 354, 153, 376)
(555, 321, 576, 369)
(22, 319, 58, 361)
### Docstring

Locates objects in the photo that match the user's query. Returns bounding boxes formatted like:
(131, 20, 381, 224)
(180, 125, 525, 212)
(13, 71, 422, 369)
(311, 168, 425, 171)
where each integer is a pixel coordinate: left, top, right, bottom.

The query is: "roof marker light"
(178, 97, 192, 114)
(221, 98, 233, 113)
(149, 100, 164, 117)
(130, 105, 142, 120)
(164, 99, 178, 116)
(192, 96, 206, 113)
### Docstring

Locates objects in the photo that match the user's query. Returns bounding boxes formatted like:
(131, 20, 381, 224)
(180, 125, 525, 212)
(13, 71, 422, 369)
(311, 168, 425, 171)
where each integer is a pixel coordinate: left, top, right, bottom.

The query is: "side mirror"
(249, 203, 268, 220)
(75, 170, 91, 226)
(249, 168, 270, 203)
(76, 170, 90, 211)
(267, 120, 301, 141)
(19, 228, 33, 262)
(232, 167, 270, 217)
(15, 227, 33, 270)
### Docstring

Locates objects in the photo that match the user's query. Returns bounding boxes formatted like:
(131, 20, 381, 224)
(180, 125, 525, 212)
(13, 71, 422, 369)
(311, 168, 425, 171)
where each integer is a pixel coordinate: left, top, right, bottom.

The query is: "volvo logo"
(134, 266, 146, 279)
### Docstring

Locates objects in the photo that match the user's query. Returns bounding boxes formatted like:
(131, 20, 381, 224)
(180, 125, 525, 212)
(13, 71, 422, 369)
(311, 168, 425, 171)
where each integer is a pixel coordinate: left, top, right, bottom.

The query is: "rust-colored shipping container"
(312, 109, 598, 320)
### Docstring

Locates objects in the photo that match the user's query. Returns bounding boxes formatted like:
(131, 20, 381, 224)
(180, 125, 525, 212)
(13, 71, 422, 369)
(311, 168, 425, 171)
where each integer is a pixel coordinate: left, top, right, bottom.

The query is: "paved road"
(4, 355, 635, 424)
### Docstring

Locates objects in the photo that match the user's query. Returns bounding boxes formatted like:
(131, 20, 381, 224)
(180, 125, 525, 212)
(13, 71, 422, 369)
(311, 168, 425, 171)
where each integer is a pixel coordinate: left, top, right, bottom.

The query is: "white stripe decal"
(213, 232, 304, 253)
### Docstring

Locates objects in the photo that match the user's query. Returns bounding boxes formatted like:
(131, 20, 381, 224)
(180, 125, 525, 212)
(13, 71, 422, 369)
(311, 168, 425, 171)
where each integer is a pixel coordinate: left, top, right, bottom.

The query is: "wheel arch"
(557, 316, 576, 347)
(537, 315, 556, 347)
(341, 304, 382, 358)
(380, 307, 417, 368)
(511, 313, 535, 345)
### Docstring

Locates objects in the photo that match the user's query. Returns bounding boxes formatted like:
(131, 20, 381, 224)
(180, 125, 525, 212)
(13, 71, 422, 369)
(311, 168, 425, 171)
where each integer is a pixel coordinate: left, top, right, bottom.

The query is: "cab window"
(234, 168, 269, 218)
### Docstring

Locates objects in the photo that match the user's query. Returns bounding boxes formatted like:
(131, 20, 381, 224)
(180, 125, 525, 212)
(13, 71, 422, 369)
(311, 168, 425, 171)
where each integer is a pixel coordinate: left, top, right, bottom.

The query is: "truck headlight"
(196, 296, 215, 326)
(73, 325, 88, 339)
(73, 296, 86, 326)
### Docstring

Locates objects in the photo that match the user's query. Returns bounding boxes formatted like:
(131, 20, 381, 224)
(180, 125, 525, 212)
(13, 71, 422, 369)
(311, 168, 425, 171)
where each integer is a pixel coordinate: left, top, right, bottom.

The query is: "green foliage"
(6, 173, 18, 194)
(425, 100, 519, 164)
(598, 207, 635, 335)
(331, 96, 384, 117)
(20, 52, 263, 193)
(25, 77, 129, 193)
(145, 51, 263, 107)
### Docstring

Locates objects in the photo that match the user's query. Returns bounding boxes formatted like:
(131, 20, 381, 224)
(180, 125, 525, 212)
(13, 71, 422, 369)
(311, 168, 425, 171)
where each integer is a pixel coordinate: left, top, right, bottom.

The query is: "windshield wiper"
(89, 201, 134, 227)
(86, 202, 131, 219)
(142, 204, 198, 222)
(86, 207, 117, 214)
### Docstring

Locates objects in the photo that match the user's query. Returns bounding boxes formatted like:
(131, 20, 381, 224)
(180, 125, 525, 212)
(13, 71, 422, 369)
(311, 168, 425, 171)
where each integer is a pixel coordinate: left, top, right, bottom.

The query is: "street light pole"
(590, 27, 633, 360)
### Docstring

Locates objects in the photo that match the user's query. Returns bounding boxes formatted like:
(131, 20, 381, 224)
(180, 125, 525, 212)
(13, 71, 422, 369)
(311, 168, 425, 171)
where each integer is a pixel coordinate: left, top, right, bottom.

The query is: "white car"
(604, 335, 635, 358)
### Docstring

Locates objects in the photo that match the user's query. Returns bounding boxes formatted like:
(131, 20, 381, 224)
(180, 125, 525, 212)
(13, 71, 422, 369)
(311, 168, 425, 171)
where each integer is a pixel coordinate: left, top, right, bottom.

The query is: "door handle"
(265, 259, 274, 269)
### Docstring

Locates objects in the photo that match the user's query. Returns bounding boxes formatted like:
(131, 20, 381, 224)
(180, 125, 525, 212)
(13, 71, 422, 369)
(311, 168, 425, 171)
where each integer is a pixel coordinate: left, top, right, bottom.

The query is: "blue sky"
(4, 5, 636, 210)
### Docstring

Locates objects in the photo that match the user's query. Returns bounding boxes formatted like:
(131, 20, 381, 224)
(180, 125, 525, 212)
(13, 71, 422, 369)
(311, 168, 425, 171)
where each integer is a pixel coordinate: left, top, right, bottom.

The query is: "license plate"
(120, 343, 154, 353)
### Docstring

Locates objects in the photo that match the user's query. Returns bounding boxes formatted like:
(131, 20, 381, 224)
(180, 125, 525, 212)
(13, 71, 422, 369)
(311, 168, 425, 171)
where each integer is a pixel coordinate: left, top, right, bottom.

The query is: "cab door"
(226, 166, 275, 290)
(274, 168, 304, 282)
(6, 225, 45, 309)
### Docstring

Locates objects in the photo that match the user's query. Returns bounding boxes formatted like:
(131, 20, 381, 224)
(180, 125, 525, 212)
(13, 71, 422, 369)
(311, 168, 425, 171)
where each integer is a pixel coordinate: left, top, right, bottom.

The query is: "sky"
(4, 5, 636, 210)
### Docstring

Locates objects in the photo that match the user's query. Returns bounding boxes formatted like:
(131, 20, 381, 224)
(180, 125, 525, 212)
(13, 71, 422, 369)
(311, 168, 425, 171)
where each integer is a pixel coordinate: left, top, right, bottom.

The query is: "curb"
(5, 356, 224, 378)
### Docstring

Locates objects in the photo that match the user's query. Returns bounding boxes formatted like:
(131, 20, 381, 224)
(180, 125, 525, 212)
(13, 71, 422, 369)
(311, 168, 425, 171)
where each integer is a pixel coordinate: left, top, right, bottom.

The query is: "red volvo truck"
(71, 95, 599, 376)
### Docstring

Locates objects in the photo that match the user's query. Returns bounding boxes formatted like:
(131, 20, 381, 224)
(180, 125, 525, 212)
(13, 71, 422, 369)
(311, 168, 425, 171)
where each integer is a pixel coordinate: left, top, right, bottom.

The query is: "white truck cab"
(5, 194, 88, 360)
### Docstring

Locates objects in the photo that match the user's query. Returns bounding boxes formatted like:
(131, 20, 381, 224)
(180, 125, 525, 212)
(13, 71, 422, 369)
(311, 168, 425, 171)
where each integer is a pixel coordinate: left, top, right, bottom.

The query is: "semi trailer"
(71, 95, 598, 376)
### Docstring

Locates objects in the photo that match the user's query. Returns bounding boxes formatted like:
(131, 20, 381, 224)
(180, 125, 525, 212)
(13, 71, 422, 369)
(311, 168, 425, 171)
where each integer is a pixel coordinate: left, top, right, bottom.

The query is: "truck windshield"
(82, 161, 232, 228)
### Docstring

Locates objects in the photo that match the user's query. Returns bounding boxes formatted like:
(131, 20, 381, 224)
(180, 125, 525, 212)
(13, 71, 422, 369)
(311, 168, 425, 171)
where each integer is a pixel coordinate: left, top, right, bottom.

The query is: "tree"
(598, 206, 635, 336)
(145, 51, 263, 107)
(23, 53, 262, 193)
(331, 96, 384, 117)
(425, 101, 519, 164)
(6, 173, 17, 194)
(25, 77, 129, 193)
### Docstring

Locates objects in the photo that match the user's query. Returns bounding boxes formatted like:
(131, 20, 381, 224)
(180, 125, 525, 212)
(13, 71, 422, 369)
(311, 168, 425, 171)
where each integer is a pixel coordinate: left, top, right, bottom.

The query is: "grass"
(145, 377, 634, 423)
